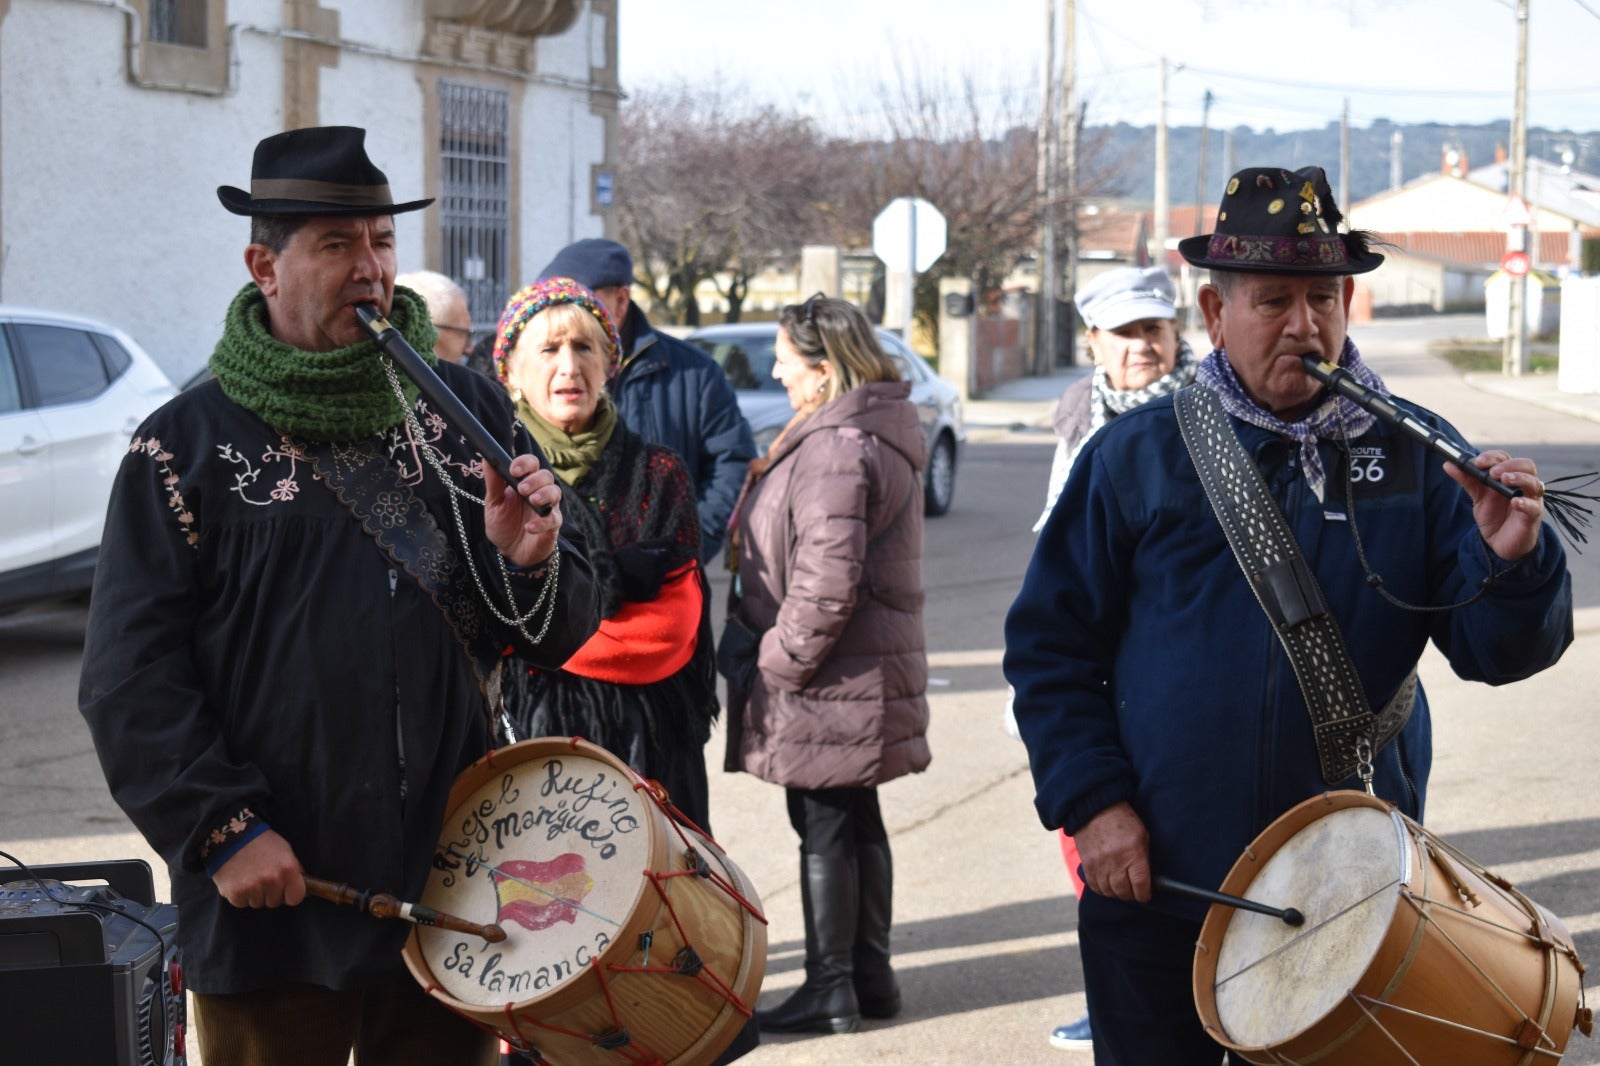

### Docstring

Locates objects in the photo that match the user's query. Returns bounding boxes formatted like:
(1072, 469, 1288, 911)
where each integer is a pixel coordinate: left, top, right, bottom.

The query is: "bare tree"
(831, 59, 1128, 335)
(616, 84, 839, 324)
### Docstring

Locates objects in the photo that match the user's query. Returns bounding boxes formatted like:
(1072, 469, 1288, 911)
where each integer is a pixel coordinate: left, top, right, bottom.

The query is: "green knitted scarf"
(516, 396, 618, 486)
(209, 283, 439, 441)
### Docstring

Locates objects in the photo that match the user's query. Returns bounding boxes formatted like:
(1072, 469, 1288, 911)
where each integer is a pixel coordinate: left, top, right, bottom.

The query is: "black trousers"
(785, 786, 888, 855)
(1078, 890, 1249, 1066)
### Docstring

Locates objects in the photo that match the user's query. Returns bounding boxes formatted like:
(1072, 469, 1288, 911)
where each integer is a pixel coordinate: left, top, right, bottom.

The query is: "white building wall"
(1, 0, 610, 383)
(3, 0, 282, 379)
(518, 8, 610, 280)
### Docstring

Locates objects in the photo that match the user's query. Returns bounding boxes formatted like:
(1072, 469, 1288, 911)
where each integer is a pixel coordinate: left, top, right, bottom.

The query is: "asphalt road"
(1, 319, 1596, 1064)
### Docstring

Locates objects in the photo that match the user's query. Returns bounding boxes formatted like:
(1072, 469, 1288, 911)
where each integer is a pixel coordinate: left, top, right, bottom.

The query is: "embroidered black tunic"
(79, 361, 598, 995)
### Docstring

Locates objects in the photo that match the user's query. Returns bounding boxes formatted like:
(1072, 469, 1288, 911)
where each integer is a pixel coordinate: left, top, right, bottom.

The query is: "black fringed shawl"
(504, 422, 718, 799)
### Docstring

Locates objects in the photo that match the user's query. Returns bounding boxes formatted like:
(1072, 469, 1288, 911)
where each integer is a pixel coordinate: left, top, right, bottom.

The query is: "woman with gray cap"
(1035, 264, 1198, 532)
(1034, 264, 1195, 1053)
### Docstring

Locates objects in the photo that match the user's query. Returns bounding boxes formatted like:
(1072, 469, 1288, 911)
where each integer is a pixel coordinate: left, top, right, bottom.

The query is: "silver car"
(685, 322, 964, 516)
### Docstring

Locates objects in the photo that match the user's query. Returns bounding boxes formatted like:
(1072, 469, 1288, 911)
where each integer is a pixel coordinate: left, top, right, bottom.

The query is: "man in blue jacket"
(538, 239, 755, 562)
(1004, 165, 1573, 1065)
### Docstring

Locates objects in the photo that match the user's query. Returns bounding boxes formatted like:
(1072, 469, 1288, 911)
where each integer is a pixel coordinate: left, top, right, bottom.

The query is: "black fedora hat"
(1178, 165, 1383, 275)
(217, 126, 433, 217)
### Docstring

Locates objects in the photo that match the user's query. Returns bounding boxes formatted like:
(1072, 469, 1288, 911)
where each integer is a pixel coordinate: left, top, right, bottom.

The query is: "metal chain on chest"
(382, 358, 560, 645)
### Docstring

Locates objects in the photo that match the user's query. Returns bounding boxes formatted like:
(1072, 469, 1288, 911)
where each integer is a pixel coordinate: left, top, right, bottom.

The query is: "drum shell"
(402, 738, 766, 1065)
(1194, 790, 1585, 1066)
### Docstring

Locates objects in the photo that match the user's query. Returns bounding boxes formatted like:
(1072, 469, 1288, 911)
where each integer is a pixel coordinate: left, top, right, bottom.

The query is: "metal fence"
(438, 82, 512, 335)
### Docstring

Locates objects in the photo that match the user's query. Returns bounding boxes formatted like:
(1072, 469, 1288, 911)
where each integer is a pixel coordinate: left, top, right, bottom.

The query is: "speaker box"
(0, 859, 185, 1065)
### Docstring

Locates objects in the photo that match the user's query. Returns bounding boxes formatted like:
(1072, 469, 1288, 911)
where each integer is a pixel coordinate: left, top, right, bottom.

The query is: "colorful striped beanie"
(493, 277, 622, 383)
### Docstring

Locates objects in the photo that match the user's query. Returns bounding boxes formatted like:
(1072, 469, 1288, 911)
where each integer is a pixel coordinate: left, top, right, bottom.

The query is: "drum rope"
(638, 783, 768, 926)
(1397, 890, 1566, 1052)
(1348, 990, 1566, 1059)
(636, 866, 755, 1015)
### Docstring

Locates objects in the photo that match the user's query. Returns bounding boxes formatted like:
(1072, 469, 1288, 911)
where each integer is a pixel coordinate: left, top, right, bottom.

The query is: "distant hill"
(1085, 119, 1600, 208)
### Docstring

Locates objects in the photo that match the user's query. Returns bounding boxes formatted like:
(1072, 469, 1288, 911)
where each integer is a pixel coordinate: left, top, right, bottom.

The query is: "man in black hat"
(1004, 165, 1572, 1064)
(80, 126, 598, 1065)
(536, 238, 755, 563)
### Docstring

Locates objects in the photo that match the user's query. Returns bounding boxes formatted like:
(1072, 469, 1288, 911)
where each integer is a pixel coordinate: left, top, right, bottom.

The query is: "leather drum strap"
(1174, 385, 1414, 785)
(304, 435, 498, 693)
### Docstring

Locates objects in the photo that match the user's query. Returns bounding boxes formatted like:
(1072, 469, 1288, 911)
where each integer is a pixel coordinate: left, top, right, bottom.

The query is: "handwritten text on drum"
(442, 931, 614, 996)
(439, 759, 642, 886)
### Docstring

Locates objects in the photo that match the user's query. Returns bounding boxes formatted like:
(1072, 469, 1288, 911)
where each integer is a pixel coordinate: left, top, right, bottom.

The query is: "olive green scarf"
(516, 396, 618, 486)
(209, 283, 439, 441)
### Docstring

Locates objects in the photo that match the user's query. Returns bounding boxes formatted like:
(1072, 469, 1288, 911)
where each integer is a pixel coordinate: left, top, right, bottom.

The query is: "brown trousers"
(191, 974, 497, 1066)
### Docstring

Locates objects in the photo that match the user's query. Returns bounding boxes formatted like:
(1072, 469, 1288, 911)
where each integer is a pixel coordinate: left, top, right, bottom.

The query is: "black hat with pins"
(1179, 165, 1383, 275)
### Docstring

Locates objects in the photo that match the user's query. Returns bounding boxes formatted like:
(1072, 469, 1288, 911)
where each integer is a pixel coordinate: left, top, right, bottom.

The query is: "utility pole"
(1390, 128, 1404, 190)
(1339, 98, 1350, 212)
(1060, 0, 1079, 367)
(1504, 0, 1530, 376)
(1035, 0, 1057, 375)
(1190, 89, 1213, 329)
(1154, 57, 1170, 272)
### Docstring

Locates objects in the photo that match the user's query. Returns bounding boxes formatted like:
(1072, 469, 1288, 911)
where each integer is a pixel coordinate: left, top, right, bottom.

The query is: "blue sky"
(619, 0, 1600, 136)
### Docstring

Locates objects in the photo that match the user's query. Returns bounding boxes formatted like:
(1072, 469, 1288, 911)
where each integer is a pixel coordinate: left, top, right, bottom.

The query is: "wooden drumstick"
(304, 875, 507, 942)
(1154, 875, 1305, 927)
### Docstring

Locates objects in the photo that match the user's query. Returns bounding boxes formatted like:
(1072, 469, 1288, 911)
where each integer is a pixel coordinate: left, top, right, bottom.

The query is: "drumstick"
(304, 875, 507, 942)
(1154, 875, 1304, 927)
(354, 302, 554, 518)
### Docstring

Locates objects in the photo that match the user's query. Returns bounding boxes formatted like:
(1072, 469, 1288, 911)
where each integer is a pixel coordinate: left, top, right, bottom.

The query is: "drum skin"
(402, 738, 767, 1065)
(1193, 791, 1589, 1066)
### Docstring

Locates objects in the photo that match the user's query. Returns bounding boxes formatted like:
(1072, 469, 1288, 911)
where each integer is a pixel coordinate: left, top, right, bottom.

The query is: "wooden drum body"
(1194, 790, 1591, 1065)
(402, 738, 767, 1065)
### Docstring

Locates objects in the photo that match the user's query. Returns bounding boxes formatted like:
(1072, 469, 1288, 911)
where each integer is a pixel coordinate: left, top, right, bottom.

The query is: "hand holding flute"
(1301, 354, 1550, 562)
(354, 302, 562, 569)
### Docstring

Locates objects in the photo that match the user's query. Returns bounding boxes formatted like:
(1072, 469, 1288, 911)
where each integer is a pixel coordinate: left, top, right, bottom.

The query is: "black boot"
(852, 839, 901, 1019)
(756, 852, 861, 1034)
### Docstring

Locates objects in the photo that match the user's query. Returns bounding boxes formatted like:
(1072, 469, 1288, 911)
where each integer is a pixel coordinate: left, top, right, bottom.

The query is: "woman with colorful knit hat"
(493, 277, 720, 832)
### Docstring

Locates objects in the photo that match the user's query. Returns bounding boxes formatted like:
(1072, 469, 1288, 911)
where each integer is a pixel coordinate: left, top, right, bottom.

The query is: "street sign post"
(873, 197, 947, 337)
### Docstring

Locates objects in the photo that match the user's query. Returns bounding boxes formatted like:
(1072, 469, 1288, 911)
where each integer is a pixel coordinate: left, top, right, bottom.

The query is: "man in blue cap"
(1005, 165, 1572, 1064)
(537, 238, 755, 563)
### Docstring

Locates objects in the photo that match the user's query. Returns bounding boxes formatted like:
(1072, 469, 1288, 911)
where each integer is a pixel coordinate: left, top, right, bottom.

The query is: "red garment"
(1059, 829, 1086, 898)
(558, 562, 701, 684)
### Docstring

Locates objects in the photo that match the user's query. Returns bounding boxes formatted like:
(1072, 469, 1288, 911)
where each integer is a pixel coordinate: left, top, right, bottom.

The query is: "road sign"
(1501, 249, 1531, 277)
(1503, 194, 1532, 230)
(873, 197, 946, 274)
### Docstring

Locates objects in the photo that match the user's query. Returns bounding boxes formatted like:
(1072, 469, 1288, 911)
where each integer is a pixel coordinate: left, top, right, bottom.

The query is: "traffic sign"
(1501, 250, 1531, 277)
(1503, 194, 1532, 230)
(873, 197, 947, 274)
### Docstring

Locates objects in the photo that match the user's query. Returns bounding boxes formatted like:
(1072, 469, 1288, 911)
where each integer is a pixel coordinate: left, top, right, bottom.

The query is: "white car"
(0, 306, 176, 611)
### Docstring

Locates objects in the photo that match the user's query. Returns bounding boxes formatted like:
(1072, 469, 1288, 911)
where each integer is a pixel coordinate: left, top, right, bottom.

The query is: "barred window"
(147, 0, 206, 47)
(439, 82, 512, 334)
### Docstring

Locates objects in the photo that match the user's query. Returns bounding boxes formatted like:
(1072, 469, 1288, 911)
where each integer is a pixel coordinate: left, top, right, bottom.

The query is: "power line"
(1567, 0, 1600, 19)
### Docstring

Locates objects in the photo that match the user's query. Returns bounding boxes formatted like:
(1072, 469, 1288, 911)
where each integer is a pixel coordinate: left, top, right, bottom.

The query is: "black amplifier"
(0, 859, 185, 1065)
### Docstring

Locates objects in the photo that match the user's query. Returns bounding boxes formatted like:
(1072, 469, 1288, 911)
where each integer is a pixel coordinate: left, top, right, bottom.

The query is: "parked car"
(0, 307, 177, 611)
(685, 322, 965, 516)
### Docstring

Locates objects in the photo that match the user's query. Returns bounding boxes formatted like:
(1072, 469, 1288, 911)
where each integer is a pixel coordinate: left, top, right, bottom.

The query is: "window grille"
(147, 0, 206, 47)
(439, 82, 512, 334)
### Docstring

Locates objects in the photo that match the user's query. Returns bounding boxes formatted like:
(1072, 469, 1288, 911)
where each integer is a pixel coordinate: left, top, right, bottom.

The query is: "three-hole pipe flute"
(1299, 353, 1519, 502)
(355, 301, 554, 517)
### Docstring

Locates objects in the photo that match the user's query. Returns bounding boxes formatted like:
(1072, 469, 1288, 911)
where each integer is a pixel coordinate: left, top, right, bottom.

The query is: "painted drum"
(403, 737, 767, 1064)
(1194, 790, 1592, 1065)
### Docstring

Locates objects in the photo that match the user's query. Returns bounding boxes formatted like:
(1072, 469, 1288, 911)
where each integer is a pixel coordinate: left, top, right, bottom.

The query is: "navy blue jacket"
(614, 305, 755, 562)
(1004, 389, 1572, 921)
